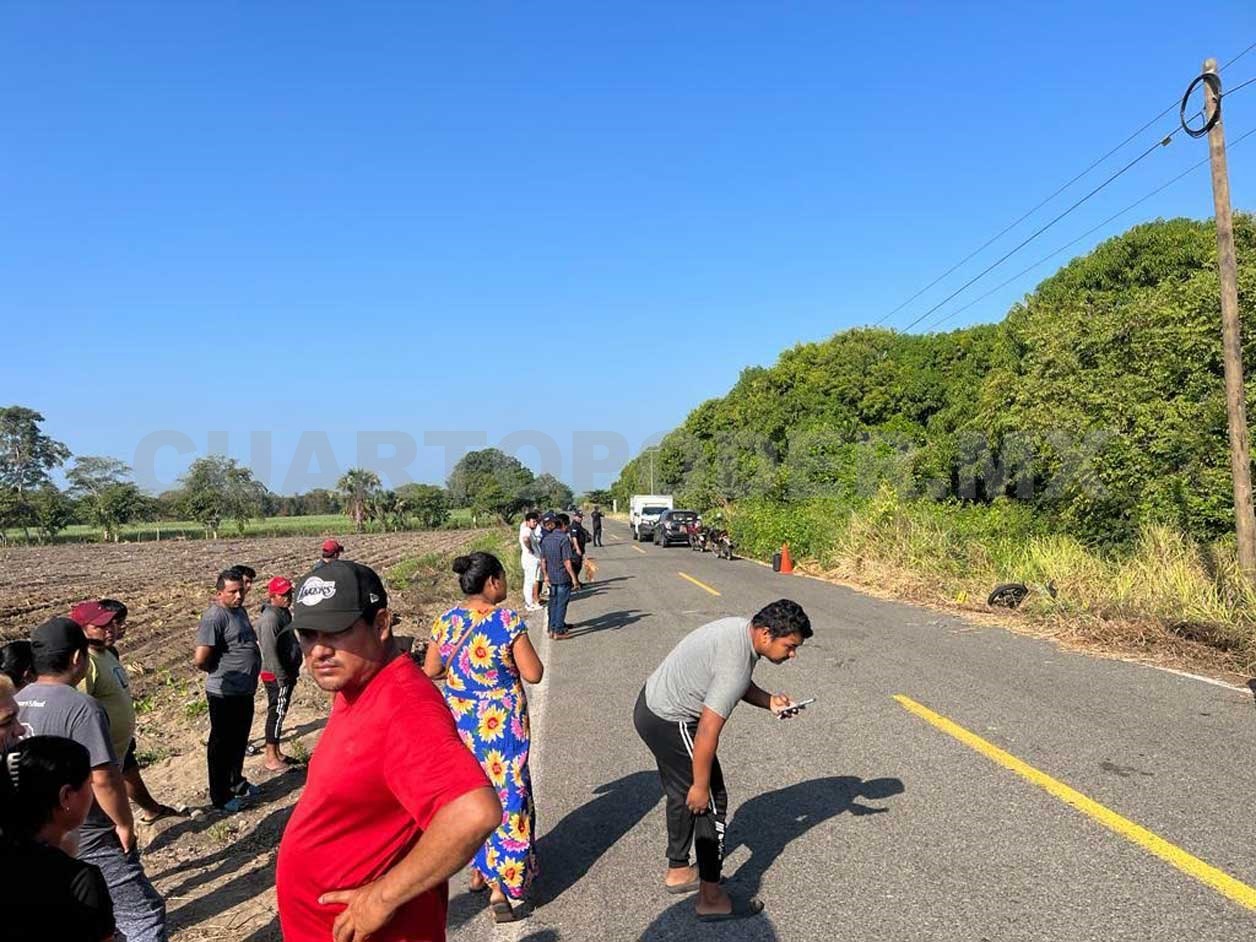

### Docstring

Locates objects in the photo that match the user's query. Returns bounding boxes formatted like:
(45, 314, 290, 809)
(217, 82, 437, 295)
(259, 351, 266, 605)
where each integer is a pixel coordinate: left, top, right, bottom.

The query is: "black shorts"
(122, 738, 140, 772)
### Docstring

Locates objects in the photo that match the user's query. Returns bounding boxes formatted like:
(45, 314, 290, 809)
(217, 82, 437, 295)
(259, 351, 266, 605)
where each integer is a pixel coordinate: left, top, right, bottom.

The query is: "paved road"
(449, 521, 1256, 942)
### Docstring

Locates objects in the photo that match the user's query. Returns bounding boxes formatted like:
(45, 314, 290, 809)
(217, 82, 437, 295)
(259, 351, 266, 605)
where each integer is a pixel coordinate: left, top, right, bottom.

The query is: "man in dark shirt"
(257, 577, 301, 771)
(194, 568, 262, 811)
(590, 506, 604, 547)
(569, 511, 590, 581)
(541, 515, 580, 639)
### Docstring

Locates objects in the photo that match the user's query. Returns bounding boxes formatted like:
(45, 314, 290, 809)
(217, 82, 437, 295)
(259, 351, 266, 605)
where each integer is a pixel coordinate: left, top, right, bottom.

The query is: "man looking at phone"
(633, 599, 812, 922)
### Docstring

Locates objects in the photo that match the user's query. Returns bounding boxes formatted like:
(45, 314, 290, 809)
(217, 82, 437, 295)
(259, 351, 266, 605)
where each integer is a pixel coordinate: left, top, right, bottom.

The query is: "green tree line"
(612, 216, 1256, 548)
(0, 411, 591, 542)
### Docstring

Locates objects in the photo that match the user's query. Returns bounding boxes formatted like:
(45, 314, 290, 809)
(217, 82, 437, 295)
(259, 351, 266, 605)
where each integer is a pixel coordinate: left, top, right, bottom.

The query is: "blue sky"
(3, 2, 1255, 494)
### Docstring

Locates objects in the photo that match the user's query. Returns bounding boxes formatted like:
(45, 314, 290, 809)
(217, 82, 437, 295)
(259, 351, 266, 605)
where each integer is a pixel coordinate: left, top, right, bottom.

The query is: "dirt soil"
(1, 530, 498, 942)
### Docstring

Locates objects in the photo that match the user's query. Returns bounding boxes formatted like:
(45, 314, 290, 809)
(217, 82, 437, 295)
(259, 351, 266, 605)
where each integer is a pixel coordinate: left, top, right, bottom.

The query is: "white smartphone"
(779, 697, 816, 717)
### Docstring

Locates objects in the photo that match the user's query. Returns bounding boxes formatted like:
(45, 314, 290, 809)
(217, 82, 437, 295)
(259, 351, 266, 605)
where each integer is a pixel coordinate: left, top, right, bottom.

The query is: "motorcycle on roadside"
(687, 519, 708, 552)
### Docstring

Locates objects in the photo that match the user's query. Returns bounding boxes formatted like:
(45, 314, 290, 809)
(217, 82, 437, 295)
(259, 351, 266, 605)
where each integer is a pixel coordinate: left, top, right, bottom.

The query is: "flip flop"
(665, 878, 700, 895)
(140, 804, 190, 824)
(696, 897, 765, 922)
(490, 900, 516, 923)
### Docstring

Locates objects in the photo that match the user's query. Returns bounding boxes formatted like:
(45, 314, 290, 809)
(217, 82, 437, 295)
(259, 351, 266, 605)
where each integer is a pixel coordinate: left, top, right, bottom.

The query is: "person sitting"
(1, 735, 117, 941)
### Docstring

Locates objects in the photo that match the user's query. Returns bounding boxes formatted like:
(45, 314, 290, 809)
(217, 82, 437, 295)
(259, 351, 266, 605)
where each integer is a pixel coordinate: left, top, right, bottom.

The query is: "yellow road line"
(894, 694, 1256, 911)
(677, 572, 721, 596)
(631, 545, 646, 555)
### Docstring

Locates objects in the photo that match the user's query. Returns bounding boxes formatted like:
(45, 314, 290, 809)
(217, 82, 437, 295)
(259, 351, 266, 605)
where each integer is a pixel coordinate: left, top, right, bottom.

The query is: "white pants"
(522, 554, 541, 604)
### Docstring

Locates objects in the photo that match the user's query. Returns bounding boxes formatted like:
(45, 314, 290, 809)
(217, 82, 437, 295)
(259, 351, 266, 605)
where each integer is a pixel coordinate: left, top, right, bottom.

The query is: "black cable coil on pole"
(1181, 72, 1222, 138)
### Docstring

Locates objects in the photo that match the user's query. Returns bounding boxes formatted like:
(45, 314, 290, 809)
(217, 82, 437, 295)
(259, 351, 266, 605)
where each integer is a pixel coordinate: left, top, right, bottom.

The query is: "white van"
(629, 494, 674, 541)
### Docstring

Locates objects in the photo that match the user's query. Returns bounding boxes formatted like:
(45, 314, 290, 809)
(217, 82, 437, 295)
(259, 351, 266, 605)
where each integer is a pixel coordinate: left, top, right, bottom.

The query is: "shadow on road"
(637, 774, 906, 941)
(533, 770, 663, 906)
(567, 609, 647, 637)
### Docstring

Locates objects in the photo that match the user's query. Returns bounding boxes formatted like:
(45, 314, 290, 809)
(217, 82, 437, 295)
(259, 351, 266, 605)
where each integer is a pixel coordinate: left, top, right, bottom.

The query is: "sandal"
(140, 804, 190, 824)
(490, 900, 516, 923)
(665, 878, 700, 895)
(696, 897, 765, 922)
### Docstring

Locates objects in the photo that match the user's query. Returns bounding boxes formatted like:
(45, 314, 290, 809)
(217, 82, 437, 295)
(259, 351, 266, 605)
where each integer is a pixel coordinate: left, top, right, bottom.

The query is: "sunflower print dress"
(431, 605, 536, 899)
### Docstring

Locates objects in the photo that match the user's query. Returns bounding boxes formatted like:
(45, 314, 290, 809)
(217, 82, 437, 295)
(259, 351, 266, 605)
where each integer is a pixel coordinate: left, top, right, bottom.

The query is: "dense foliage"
(612, 217, 1256, 547)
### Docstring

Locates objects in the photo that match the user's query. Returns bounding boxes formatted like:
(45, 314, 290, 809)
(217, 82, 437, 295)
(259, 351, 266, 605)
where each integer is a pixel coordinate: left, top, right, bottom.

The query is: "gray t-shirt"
(644, 617, 760, 723)
(17, 680, 119, 854)
(195, 603, 261, 696)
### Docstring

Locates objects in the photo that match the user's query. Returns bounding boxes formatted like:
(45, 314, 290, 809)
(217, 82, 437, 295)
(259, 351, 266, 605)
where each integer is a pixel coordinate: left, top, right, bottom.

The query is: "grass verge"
(728, 488, 1256, 676)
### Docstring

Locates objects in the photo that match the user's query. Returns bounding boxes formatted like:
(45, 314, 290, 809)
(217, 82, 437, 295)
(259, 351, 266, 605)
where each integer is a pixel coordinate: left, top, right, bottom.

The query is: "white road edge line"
(1142, 663, 1250, 693)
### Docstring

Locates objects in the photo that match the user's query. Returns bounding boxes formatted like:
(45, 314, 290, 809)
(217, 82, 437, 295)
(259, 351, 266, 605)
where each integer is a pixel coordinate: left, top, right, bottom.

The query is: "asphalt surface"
(448, 521, 1256, 942)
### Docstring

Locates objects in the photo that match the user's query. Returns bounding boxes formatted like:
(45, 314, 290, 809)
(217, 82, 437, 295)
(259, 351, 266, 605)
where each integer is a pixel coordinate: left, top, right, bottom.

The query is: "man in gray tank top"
(634, 599, 813, 922)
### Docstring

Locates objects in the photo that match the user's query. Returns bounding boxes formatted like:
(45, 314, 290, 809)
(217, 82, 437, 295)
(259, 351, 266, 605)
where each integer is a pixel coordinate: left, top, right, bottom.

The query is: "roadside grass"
(385, 530, 522, 593)
(3, 508, 477, 545)
(729, 488, 1256, 674)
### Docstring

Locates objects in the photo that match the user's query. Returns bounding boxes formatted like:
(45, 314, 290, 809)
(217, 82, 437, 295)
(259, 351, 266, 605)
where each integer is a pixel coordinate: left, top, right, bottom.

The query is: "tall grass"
(728, 488, 1256, 671)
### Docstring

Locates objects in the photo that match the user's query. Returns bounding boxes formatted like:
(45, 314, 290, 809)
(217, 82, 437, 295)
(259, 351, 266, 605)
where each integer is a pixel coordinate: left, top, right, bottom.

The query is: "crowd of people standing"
(0, 545, 324, 940)
(2, 511, 813, 939)
(518, 507, 596, 639)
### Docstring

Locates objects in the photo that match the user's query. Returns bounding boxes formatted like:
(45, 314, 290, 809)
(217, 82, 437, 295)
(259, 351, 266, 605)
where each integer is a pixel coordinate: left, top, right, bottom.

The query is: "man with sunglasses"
(276, 560, 500, 942)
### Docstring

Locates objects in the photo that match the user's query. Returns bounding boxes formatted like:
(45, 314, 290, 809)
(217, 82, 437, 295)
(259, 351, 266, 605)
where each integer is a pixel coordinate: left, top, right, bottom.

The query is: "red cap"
(69, 600, 116, 628)
(321, 539, 344, 555)
(267, 576, 294, 596)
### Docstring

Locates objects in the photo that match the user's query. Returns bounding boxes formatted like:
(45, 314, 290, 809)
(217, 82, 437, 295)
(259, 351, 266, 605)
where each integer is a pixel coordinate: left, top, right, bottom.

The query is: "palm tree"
(337, 468, 382, 533)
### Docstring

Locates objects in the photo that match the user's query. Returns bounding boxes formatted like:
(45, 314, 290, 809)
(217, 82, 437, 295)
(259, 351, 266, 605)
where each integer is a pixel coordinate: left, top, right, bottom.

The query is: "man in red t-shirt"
(277, 560, 499, 942)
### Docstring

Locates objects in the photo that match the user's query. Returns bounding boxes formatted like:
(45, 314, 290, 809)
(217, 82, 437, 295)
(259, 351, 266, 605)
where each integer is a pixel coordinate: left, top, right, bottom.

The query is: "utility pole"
(1202, 57, 1256, 579)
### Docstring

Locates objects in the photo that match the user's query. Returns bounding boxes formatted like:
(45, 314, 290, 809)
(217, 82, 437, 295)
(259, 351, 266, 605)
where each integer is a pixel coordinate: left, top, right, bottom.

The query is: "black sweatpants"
(207, 692, 254, 807)
(263, 678, 296, 745)
(633, 687, 728, 883)
(592, 526, 603, 547)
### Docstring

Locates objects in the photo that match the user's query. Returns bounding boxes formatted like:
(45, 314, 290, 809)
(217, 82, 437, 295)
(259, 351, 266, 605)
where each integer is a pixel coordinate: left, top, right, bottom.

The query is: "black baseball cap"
(291, 560, 388, 634)
(32, 617, 88, 658)
(541, 512, 557, 522)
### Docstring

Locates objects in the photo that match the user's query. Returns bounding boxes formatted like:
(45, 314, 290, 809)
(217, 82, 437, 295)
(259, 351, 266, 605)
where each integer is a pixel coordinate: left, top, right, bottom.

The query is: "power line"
(897, 128, 1179, 333)
(1224, 75, 1256, 99)
(873, 39, 1256, 329)
(918, 123, 1256, 334)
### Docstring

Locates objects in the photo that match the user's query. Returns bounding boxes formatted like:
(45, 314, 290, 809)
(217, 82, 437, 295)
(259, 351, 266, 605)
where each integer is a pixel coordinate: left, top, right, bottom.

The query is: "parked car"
(653, 509, 700, 547)
(630, 494, 674, 541)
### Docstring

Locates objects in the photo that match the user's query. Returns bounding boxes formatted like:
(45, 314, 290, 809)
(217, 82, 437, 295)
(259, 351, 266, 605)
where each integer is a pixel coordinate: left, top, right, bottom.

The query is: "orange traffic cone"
(779, 543, 794, 574)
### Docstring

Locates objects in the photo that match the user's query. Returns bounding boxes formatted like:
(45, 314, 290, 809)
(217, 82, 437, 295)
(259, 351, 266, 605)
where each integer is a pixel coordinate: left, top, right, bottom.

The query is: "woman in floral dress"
(424, 551, 543, 922)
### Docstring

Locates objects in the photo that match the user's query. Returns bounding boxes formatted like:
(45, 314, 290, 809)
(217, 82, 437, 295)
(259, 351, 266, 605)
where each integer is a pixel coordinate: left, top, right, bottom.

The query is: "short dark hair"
(97, 599, 128, 623)
(0, 640, 34, 687)
(557, 513, 570, 527)
(233, 565, 256, 580)
(217, 568, 245, 590)
(31, 635, 87, 677)
(751, 599, 812, 640)
(525, 511, 540, 523)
